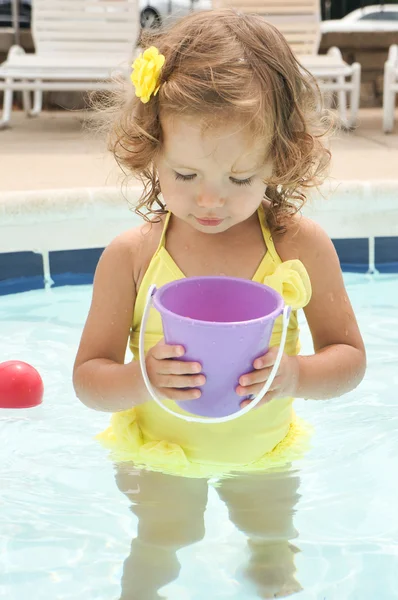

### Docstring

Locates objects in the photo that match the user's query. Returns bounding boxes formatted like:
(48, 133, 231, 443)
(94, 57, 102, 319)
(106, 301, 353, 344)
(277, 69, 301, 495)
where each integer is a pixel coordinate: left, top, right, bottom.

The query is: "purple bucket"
(141, 277, 287, 421)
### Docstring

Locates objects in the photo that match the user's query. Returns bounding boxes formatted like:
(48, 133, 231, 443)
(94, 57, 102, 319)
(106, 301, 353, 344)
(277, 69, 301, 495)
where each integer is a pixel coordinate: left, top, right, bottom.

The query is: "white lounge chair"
(383, 44, 398, 134)
(212, 0, 361, 128)
(0, 0, 140, 128)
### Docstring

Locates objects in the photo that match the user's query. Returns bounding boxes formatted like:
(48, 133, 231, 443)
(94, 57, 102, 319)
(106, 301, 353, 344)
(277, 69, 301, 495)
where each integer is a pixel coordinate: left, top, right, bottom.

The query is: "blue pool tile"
(0, 251, 43, 282)
(0, 239, 397, 296)
(51, 273, 95, 287)
(332, 238, 368, 270)
(0, 276, 44, 296)
(375, 237, 398, 271)
(339, 262, 369, 274)
(49, 248, 103, 287)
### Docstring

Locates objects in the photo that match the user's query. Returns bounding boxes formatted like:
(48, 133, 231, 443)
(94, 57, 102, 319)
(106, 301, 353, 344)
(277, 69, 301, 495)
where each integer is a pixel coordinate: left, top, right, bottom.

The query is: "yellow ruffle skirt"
(96, 409, 312, 479)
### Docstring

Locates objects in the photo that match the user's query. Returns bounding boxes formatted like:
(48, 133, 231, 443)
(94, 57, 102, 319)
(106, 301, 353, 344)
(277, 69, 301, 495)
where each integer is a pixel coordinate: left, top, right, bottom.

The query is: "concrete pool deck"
(1, 107, 398, 193)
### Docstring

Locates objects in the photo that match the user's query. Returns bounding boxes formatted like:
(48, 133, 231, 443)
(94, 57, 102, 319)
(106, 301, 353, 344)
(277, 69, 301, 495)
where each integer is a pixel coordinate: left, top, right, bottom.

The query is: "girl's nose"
(196, 187, 225, 209)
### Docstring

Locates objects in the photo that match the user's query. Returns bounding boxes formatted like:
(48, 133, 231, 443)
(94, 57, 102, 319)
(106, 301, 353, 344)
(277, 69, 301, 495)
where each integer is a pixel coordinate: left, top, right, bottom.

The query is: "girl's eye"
(174, 173, 253, 186)
(174, 172, 196, 182)
(230, 177, 254, 187)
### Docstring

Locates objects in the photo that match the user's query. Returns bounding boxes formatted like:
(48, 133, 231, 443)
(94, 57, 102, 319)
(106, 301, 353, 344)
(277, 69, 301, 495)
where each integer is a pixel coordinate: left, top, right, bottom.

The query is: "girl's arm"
(238, 217, 366, 405)
(73, 227, 204, 412)
(295, 218, 366, 400)
(73, 231, 150, 412)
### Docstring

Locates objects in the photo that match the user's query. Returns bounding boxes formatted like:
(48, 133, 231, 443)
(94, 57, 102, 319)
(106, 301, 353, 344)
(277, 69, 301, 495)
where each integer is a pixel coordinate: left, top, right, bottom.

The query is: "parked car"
(0, 0, 210, 32)
(0, 0, 31, 28)
(339, 4, 398, 22)
(140, 0, 211, 28)
(321, 4, 398, 33)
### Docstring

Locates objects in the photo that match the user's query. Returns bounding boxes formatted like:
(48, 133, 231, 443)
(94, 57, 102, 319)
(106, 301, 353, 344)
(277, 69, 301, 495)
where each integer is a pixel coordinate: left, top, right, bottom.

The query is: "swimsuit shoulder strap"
(258, 203, 281, 266)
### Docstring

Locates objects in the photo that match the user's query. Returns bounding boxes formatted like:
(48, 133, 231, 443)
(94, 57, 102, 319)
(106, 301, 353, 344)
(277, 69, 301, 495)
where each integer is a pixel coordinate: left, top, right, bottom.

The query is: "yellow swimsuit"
(97, 206, 313, 478)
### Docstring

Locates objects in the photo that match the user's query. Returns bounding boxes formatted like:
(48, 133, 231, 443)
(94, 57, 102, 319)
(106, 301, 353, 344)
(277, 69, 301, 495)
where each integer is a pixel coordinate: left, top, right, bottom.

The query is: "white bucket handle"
(139, 284, 291, 424)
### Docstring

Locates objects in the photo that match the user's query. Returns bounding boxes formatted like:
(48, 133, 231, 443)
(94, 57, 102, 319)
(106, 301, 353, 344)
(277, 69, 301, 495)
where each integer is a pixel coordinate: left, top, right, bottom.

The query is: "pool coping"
(1, 180, 398, 250)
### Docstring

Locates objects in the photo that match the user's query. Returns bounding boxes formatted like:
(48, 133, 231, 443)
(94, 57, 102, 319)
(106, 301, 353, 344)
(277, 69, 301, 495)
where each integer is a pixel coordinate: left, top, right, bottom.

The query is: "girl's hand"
(145, 340, 205, 402)
(236, 348, 299, 408)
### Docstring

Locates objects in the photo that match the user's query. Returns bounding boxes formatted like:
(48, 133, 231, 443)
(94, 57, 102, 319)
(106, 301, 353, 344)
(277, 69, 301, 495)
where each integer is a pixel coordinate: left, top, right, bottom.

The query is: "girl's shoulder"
(273, 213, 335, 266)
(101, 215, 167, 286)
(272, 213, 341, 292)
(108, 215, 166, 251)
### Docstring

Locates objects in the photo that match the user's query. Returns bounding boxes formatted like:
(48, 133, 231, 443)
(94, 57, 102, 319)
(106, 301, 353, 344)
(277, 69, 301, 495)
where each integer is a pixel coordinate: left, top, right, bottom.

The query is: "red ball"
(0, 361, 44, 409)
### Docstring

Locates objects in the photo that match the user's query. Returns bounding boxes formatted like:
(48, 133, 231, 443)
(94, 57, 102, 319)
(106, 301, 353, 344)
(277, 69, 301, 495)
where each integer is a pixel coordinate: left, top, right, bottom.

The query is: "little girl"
(74, 9, 366, 598)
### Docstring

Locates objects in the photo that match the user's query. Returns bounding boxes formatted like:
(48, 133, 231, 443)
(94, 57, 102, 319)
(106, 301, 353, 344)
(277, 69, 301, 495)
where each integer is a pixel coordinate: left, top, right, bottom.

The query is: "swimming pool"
(1, 272, 398, 599)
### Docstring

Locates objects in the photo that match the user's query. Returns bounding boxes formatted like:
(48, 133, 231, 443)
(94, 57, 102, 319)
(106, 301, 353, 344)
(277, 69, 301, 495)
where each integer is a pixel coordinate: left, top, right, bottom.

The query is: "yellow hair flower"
(131, 46, 165, 104)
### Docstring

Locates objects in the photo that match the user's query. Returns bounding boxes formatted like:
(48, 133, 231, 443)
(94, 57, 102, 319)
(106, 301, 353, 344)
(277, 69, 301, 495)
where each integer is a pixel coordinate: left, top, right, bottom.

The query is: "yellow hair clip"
(131, 46, 165, 104)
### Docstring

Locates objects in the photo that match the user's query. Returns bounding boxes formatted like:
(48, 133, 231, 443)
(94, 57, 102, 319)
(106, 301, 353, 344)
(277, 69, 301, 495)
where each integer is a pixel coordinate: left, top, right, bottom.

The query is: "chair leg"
(326, 46, 350, 129)
(348, 62, 361, 129)
(0, 77, 13, 129)
(22, 83, 32, 115)
(322, 87, 334, 110)
(31, 89, 43, 117)
(383, 63, 396, 134)
(0, 44, 26, 129)
(337, 75, 349, 129)
(22, 82, 43, 117)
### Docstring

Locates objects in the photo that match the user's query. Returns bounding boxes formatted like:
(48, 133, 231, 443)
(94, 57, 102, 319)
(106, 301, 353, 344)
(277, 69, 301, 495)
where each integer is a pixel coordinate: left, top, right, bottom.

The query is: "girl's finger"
(236, 383, 264, 397)
(238, 367, 272, 388)
(236, 377, 280, 398)
(159, 387, 202, 401)
(253, 347, 278, 370)
(151, 344, 185, 360)
(156, 359, 202, 376)
(159, 373, 206, 389)
(240, 389, 277, 409)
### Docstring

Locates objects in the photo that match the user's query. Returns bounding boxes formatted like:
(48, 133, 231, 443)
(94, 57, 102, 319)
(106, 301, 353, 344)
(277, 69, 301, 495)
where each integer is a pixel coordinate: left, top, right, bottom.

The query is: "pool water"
(1, 274, 398, 600)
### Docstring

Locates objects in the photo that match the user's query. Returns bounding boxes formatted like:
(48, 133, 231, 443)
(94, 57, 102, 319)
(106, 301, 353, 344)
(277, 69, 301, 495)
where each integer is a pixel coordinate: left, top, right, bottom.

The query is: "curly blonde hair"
(101, 8, 332, 233)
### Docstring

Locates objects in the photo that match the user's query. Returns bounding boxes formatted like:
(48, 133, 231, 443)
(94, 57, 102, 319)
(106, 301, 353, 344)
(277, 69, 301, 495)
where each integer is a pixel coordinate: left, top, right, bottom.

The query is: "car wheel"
(140, 7, 161, 29)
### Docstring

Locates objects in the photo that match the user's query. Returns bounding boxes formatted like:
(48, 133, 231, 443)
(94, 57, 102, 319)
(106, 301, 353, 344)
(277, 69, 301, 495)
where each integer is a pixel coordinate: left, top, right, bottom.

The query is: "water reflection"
(116, 466, 302, 599)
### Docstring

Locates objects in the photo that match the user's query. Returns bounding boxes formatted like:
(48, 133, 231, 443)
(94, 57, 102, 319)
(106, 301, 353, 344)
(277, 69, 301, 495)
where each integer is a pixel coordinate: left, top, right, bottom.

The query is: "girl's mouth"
(195, 217, 224, 227)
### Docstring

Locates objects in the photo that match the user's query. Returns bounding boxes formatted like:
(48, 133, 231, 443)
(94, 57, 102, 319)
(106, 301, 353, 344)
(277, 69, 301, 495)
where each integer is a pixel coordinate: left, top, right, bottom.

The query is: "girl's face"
(156, 115, 273, 234)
